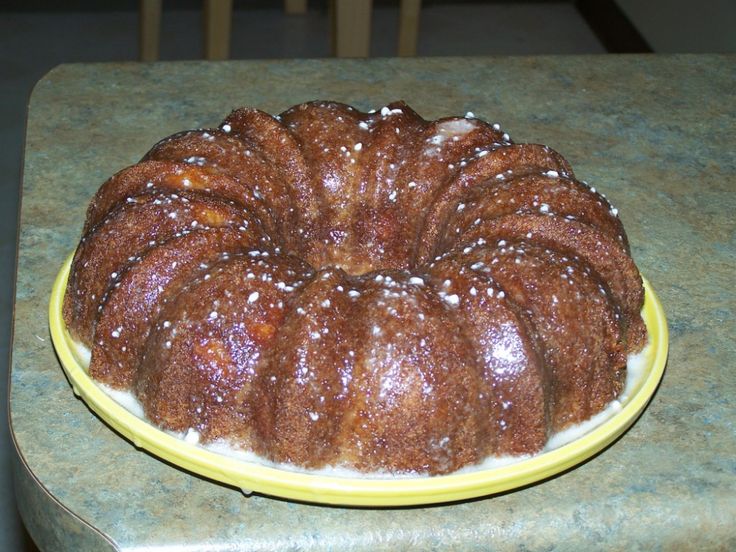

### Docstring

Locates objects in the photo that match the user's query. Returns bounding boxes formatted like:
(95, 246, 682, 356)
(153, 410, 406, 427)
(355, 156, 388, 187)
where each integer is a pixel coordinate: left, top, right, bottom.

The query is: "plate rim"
(49, 253, 668, 506)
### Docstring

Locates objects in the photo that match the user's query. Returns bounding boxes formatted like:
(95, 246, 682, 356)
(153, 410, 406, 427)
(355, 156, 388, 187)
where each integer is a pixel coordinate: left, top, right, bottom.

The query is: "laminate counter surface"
(10, 55, 736, 550)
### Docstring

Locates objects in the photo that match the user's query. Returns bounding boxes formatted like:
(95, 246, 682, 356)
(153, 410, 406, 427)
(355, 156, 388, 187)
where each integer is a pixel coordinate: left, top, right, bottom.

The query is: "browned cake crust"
(135, 253, 311, 444)
(143, 129, 298, 245)
(82, 160, 274, 236)
(63, 191, 268, 346)
(64, 100, 647, 475)
(89, 228, 266, 389)
(433, 243, 626, 431)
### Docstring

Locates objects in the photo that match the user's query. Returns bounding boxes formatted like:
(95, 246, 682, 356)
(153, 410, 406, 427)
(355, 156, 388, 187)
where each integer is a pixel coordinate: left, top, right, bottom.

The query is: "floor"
(0, 3, 606, 549)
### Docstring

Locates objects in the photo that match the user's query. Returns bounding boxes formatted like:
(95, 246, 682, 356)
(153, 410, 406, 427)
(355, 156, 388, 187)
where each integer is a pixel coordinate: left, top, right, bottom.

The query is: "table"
(10, 55, 736, 551)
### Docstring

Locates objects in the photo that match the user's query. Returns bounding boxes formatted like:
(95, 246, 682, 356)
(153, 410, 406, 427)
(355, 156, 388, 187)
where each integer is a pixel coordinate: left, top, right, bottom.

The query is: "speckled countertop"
(10, 55, 736, 551)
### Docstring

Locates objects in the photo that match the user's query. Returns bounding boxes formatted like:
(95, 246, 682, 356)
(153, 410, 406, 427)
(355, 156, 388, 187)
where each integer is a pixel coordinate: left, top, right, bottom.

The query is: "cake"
(63, 100, 646, 475)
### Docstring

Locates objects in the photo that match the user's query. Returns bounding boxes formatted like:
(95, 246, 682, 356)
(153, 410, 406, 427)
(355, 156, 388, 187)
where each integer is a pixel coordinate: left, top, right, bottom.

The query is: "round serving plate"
(50, 254, 668, 507)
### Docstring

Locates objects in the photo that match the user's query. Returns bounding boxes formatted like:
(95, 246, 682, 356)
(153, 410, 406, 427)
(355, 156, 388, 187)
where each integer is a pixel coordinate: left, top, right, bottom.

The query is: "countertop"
(10, 55, 736, 551)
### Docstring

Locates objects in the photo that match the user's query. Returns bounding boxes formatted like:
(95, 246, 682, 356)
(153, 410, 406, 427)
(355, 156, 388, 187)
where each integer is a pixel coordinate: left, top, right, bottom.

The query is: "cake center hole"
(296, 224, 417, 277)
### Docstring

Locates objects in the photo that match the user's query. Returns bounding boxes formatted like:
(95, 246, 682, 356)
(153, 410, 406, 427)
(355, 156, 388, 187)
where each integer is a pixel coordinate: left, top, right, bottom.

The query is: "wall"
(617, 0, 736, 53)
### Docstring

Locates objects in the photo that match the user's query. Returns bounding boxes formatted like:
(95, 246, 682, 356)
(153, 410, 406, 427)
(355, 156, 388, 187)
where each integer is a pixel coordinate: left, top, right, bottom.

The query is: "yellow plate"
(50, 254, 668, 506)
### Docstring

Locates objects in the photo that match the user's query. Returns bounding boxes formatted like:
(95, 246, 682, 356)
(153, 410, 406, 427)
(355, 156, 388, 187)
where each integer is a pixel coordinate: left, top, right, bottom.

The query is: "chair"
(139, 0, 421, 61)
(333, 0, 421, 57)
(140, 0, 234, 61)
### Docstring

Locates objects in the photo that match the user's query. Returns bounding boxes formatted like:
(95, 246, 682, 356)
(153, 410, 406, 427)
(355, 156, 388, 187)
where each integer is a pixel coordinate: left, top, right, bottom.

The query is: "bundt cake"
(63, 100, 647, 475)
